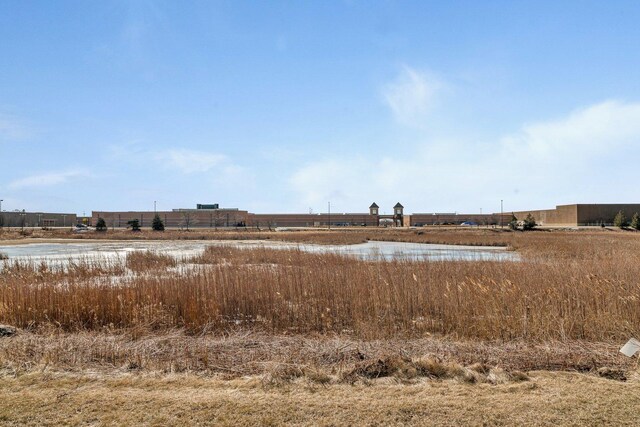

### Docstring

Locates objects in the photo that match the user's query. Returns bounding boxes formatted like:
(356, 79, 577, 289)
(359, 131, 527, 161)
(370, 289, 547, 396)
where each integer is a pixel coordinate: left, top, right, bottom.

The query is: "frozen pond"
(0, 240, 519, 264)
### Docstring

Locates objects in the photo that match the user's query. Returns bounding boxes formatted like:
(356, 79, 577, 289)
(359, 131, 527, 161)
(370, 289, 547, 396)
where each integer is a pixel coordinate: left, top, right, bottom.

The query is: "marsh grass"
(1, 330, 628, 378)
(2, 232, 640, 342)
(125, 250, 177, 272)
(5, 369, 640, 426)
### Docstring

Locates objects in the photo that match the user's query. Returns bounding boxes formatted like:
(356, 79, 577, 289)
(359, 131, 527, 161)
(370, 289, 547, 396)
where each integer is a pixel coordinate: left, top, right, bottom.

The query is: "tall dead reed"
(2, 234, 640, 342)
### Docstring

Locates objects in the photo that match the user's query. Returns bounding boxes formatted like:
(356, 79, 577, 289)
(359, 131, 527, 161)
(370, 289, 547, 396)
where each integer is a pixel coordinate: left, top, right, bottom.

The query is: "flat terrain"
(2, 227, 640, 425)
(1, 371, 639, 426)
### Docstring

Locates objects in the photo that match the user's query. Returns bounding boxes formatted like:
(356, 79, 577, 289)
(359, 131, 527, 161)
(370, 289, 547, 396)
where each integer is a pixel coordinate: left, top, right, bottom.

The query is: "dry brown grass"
(3, 224, 638, 250)
(2, 229, 640, 424)
(2, 232, 640, 341)
(1, 370, 639, 426)
(0, 227, 372, 245)
(125, 250, 177, 272)
(0, 330, 632, 377)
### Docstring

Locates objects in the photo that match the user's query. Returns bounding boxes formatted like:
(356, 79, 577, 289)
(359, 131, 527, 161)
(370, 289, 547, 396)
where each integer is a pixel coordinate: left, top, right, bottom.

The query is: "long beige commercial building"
(92, 202, 509, 229)
(90, 202, 640, 229)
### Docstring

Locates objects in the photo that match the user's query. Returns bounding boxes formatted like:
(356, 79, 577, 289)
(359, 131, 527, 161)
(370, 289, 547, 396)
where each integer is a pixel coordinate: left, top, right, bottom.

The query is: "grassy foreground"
(2, 228, 640, 425)
(1, 371, 639, 426)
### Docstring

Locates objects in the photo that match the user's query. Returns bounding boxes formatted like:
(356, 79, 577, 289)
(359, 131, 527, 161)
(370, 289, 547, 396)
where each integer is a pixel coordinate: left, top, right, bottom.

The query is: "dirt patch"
(597, 367, 628, 381)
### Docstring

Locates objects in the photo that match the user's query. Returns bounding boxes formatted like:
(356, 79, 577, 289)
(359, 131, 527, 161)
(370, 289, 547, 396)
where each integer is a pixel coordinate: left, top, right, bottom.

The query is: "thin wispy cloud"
(154, 149, 228, 174)
(8, 170, 90, 190)
(290, 100, 640, 212)
(290, 158, 370, 207)
(502, 100, 640, 159)
(109, 144, 234, 174)
(0, 113, 31, 142)
(382, 65, 443, 127)
(120, 1, 163, 55)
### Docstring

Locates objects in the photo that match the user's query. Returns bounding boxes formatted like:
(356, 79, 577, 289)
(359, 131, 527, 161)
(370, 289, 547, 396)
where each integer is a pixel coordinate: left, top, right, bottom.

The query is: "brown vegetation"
(2, 223, 638, 250)
(1, 370, 639, 426)
(1, 330, 630, 377)
(2, 230, 640, 423)
(2, 232, 640, 342)
(125, 250, 177, 272)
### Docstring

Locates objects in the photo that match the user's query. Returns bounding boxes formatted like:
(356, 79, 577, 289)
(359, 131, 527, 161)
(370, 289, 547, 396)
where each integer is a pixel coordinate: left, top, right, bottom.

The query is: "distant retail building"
(90, 202, 640, 229)
(512, 204, 640, 226)
(408, 212, 509, 227)
(92, 205, 249, 229)
(0, 211, 77, 228)
(10, 204, 640, 231)
(92, 202, 510, 229)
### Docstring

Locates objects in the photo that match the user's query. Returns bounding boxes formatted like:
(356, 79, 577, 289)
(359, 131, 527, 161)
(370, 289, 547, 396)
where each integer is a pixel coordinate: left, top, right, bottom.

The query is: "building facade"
(247, 213, 378, 228)
(0, 211, 77, 228)
(92, 203, 511, 229)
(513, 204, 640, 226)
(91, 207, 249, 229)
(408, 213, 509, 226)
(90, 202, 640, 229)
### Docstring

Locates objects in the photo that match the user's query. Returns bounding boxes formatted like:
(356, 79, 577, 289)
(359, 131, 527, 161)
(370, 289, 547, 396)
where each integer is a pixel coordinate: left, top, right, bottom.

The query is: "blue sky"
(2, 1, 640, 215)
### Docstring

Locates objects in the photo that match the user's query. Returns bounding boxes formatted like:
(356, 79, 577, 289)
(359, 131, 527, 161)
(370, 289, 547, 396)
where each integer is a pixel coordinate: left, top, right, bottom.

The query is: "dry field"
(2, 371, 640, 426)
(1, 228, 640, 425)
(0, 225, 559, 246)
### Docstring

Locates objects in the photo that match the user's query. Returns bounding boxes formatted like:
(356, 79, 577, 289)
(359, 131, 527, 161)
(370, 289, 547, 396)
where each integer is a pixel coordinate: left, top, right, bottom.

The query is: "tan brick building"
(91, 202, 640, 229)
(0, 211, 77, 228)
(408, 212, 509, 226)
(92, 207, 249, 229)
(512, 204, 640, 226)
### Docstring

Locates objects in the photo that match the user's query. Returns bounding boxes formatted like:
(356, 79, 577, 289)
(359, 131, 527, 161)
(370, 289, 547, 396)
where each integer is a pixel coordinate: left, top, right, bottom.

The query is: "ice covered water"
(0, 240, 519, 265)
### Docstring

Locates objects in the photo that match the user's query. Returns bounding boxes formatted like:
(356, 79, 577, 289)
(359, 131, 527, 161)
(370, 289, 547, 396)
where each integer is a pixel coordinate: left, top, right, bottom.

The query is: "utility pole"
(500, 199, 503, 228)
(328, 201, 331, 230)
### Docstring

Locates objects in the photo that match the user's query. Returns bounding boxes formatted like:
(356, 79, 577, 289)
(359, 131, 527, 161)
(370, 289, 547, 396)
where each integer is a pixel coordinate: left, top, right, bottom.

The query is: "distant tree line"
(95, 214, 165, 232)
(508, 213, 537, 231)
(614, 210, 640, 230)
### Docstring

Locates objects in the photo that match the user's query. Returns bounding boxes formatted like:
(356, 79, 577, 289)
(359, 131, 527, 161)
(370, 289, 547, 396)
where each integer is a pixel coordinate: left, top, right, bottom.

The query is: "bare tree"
(180, 211, 198, 230)
(213, 210, 224, 230)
